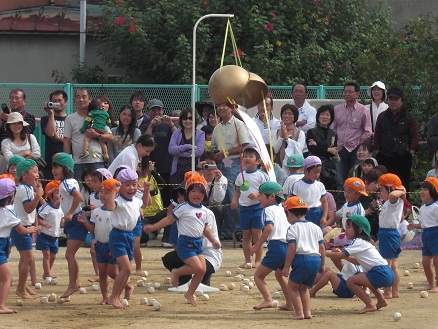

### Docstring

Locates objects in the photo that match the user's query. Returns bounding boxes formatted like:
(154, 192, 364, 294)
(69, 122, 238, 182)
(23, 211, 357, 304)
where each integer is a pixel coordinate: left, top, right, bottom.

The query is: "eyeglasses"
(9, 96, 23, 101)
(182, 116, 193, 121)
(343, 91, 357, 95)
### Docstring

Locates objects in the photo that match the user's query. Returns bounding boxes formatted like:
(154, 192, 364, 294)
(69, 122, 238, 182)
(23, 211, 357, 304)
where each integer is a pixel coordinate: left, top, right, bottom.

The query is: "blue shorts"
(64, 212, 89, 241)
(109, 228, 134, 261)
(306, 207, 323, 228)
(261, 240, 288, 270)
(289, 254, 321, 287)
(333, 274, 354, 298)
(35, 233, 59, 254)
(177, 235, 203, 261)
(422, 226, 438, 257)
(365, 265, 394, 289)
(0, 238, 11, 265)
(169, 222, 178, 245)
(95, 241, 117, 264)
(239, 204, 263, 230)
(133, 217, 142, 237)
(377, 228, 401, 259)
(10, 227, 32, 251)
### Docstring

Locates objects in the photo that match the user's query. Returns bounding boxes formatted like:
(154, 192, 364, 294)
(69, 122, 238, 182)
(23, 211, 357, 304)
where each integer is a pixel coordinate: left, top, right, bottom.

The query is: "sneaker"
(79, 151, 90, 159)
(140, 242, 148, 248)
(161, 242, 174, 248)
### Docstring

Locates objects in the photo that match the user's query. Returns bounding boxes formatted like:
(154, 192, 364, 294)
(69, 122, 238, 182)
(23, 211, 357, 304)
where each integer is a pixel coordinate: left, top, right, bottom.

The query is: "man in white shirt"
(252, 96, 281, 146)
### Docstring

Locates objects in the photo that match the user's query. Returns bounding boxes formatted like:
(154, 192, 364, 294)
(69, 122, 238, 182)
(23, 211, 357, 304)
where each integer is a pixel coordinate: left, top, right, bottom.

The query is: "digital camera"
(202, 163, 217, 170)
(47, 102, 61, 109)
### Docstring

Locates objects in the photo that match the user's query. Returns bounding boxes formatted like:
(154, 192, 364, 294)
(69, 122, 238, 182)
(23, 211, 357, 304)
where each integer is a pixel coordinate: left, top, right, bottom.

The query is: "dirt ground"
(2, 239, 436, 329)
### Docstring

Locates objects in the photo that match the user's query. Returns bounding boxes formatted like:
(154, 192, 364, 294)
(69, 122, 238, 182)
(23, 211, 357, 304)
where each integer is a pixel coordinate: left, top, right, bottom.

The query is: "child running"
(0, 175, 38, 313)
(282, 196, 325, 320)
(144, 172, 221, 306)
(36, 180, 64, 281)
(327, 215, 394, 314)
(251, 181, 293, 311)
(408, 177, 438, 292)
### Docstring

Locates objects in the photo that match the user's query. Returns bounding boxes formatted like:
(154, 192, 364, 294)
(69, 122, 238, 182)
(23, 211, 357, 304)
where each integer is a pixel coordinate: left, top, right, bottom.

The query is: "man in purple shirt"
(332, 82, 372, 205)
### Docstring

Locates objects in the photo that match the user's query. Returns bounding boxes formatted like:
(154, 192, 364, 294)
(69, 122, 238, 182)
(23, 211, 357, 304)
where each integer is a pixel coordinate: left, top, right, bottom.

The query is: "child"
(282, 196, 325, 320)
(348, 142, 372, 178)
(79, 99, 110, 162)
(104, 168, 150, 309)
(201, 125, 214, 152)
(408, 177, 438, 292)
(378, 173, 406, 299)
(282, 154, 304, 197)
(231, 145, 269, 268)
(290, 155, 328, 227)
(0, 176, 39, 314)
(144, 172, 221, 306)
(327, 215, 394, 314)
(7, 155, 24, 185)
(250, 181, 293, 311)
(426, 146, 438, 178)
(36, 180, 64, 280)
(11, 159, 43, 299)
(361, 157, 378, 176)
(51, 152, 86, 298)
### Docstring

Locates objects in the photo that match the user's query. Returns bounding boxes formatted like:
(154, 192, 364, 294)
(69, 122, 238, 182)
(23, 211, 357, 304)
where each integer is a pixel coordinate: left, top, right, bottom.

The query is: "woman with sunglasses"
(168, 107, 205, 185)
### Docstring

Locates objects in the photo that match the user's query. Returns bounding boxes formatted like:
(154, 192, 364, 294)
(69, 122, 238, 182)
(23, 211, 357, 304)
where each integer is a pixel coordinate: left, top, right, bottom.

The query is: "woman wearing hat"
(366, 81, 388, 132)
(1, 112, 41, 163)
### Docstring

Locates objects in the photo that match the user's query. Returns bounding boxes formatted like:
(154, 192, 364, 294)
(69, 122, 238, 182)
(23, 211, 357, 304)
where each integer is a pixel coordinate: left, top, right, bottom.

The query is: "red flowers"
(129, 24, 136, 33)
(51, 70, 55, 78)
(401, 33, 406, 40)
(117, 17, 125, 25)
(326, 65, 333, 71)
(266, 23, 274, 32)
(115, 0, 124, 3)
(129, 17, 134, 21)
(271, 13, 276, 17)
(202, 1, 207, 6)
(231, 48, 243, 58)
(314, 0, 321, 2)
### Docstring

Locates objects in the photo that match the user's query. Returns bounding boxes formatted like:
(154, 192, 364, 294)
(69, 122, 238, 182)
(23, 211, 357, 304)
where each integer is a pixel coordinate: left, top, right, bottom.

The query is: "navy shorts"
(306, 207, 323, 228)
(0, 238, 11, 265)
(289, 254, 321, 287)
(109, 228, 134, 261)
(64, 212, 89, 241)
(36, 233, 59, 254)
(377, 228, 401, 259)
(10, 227, 32, 251)
(177, 235, 203, 261)
(261, 240, 287, 270)
(365, 265, 394, 289)
(95, 241, 117, 264)
(422, 226, 438, 257)
(133, 217, 142, 238)
(169, 222, 178, 245)
(239, 204, 263, 230)
(333, 274, 354, 298)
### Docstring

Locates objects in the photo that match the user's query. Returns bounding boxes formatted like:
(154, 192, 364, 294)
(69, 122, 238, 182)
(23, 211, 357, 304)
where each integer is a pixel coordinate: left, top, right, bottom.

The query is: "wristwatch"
(97, 134, 102, 139)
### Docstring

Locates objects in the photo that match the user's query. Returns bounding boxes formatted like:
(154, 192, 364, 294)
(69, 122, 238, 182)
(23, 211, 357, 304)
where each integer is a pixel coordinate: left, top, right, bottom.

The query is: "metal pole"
(191, 14, 234, 174)
(79, 0, 87, 65)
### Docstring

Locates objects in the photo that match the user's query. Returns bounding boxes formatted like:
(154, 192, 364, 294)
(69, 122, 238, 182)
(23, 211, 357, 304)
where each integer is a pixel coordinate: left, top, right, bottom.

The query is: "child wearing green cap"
(327, 214, 394, 314)
(7, 155, 25, 184)
(281, 154, 304, 198)
(251, 181, 293, 311)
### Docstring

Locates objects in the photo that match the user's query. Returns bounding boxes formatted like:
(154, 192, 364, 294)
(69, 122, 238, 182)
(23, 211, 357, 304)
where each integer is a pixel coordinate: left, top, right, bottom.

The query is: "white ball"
(272, 300, 279, 308)
(393, 312, 402, 321)
(220, 284, 228, 291)
(57, 297, 65, 304)
(147, 286, 155, 294)
(246, 263, 252, 269)
(137, 280, 145, 287)
(92, 284, 99, 291)
(48, 293, 57, 302)
(228, 282, 235, 290)
(140, 297, 148, 305)
(201, 293, 210, 301)
(242, 278, 250, 284)
(413, 263, 420, 269)
(50, 279, 58, 285)
(16, 299, 23, 306)
(142, 270, 149, 277)
(164, 277, 171, 284)
(44, 277, 52, 284)
(195, 290, 204, 296)
(272, 291, 281, 298)
(420, 290, 429, 298)
(225, 271, 232, 277)
(236, 268, 245, 274)
(235, 275, 243, 282)
(407, 282, 414, 289)
(404, 270, 410, 276)
(79, 287, 87, 294)
(40, 296, 49, 304)
(248, 282, 254, 289)
(35, 283, 42, 290)
(141, 277, 148, 282)
(64, 296, 71, 302)
(148, 298, 156, 306)
(153, 301, 161, 311)
(241, 285, 249, 292)
(154, 282, 161, 289)
(146, 282, 153, 288)
(121, 299, 129, 307)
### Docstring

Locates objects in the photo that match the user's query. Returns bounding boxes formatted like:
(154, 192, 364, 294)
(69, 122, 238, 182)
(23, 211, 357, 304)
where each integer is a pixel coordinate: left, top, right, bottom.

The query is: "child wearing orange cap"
(36, 180, 64, 280)
(408, 177, 438, 293)
(377, 173, 406, 299)
(144, 172, 221, 307)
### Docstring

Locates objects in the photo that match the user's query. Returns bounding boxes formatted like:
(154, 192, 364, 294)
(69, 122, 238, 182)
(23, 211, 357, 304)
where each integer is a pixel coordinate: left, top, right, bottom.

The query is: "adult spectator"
(332, 81, 372, 204)
(211, 101, 250, 240)
(373, 87, 419, 191)
(291, 83, 317, 157)
(252, 96, 281, 146)
(130, 91, 151, 134)
(107, 104, 141, 162)
(366, 81, 388, 132)
(63, 89, 114, 182)
(196, 100, 214, 128)
(145, 99, 177, 207)
(426, 113, 438, 165)
(206, 110, 220, 128)
(306, 104, 338, 192)
(168, 107, 205, 184)
(40, 90, 68, 180)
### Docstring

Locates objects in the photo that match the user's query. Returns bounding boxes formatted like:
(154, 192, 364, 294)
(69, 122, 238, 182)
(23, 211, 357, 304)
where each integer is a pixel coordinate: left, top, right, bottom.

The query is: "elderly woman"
(168, 107, 205, 184)
(366, 81, 388, 132)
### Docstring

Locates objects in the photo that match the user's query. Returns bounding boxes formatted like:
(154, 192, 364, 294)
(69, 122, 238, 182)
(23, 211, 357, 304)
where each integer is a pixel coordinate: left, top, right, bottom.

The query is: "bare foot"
(26, 286, 36, 295)
(429, 287, 438, 293)
(253, 300, 273, 310)
(61, 285, 80, 298)
(170, 269, 179, 287)
(278, 304, 294, 311)
(42, 275, 57, 279)
(98, 298, 110, 305)
(304, 313, 313, 319)
(309, 293, 316, 298)
(376, 300, 388, 310)
(419, 285, 433, 291)
(253, 262, 261, 268)
(356, 305, 378, 314)
(351, 296, 360, 301)
(391, 292, 400, 298)
(134, 269, 144, 276)
(108, 296, 125, 309)
(0, 307, 18, 314)
(184, 292, 197, 307)
(88, 276, 99, 283)
(15, 290, 33, 299)
(124, 283, 134, 300)
(239, 263, 248, 269)
(291, 314, 305, 320)
(382, 292, 392, 299)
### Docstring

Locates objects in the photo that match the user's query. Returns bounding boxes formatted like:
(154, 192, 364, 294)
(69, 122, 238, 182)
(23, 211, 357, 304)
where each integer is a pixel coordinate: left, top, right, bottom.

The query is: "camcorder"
(202, 163, 217, 170)
(47, 102, 61, 109)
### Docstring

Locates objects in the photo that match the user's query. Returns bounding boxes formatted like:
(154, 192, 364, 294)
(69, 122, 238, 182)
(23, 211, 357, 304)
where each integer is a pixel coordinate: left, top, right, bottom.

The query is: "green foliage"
(52, 55, 108, 84)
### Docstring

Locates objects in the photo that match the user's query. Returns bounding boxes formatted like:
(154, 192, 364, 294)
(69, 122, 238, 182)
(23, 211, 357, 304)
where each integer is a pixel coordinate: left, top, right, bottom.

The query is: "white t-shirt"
(0, 205, 21, 238)
(397, 220, 408, 237)
(342, 238, 388, 272)
(286, 220, 323, 256)
(64, 111, 112, 164)
(90, 192, 103, 209)
(1, 134, 41, 162)
(341, 201, 365, 230)
(291, 178, 326, 208)
(262, 204, 289, 243)
(282, 173, 304, 197)
(38, 203, 63, 237)
(59, 178, 81, 215)
(111, 194, 143, 231)
(235, 169, 269, 207)
(203, 210, 223, 272)
(172, 202, 209, 238)
(108, 144, 139, 175)
(206, 175, 228, 204)
(379, 198, 403, 229)
(340, 261, 363, 281)
(90, 206, 112, 243)
(14, 183, 36, 226)
(419, 201, 438, 229)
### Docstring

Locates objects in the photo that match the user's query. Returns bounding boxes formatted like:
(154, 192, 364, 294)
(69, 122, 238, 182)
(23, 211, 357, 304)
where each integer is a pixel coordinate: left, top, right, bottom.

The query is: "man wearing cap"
(130, 91, 151, 134)
(63, 89, 114, 183)
(253, 96, 281, 146)
(373, 87, 419, 191)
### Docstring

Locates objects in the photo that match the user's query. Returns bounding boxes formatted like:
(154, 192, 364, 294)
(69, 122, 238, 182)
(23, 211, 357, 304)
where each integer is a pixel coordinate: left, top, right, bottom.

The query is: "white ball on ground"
(220, 284, 228, 291)
(50, 279, 57, 285)
(272, 291, 281, 298)
(147, 286, 155, 294)
(35, 283, 42, 290)
(142, 270, 149, 277)
(225, 271, 232, 277)
(44, 277, 52, 284)
(420, 291, 429, 298)
(413, 263, 420, 269)
(153, 301, 161, 311)
(407, 282, 414, 289)
(228, 283, 235, 290)
(148, 298, 156, 306)
(40, 296, 49, 304)
(146, 282, 153, 288)
(201, 294, 209, 301)
(92, 284, 99, 291)
(154, 282, 161, 289)
(393, 312, 402, 321)
(57, 297, 65, 304)
(16, 299, 23, 306)
(404, 270, 410, 276)
(48, 293, 57, 302)
(79, 287, 87, 294)
(140, 297, 148, 305)
(141, 277, 148, 282)
(121, 299, 129, 307)
(241, 285, 249, 292)
(236, 268, 245, 274)
(164, 277, 171, 284)
(248, 282, 254, 289)
(243, 278, 250, 284)
(235, 275, 243, 282)
(272, 300, 279, 308)
(64, 296, 71, 302)
(246, 263, 252, 269)
(137, 280, 145, 287)
(195, 290, 204, 296)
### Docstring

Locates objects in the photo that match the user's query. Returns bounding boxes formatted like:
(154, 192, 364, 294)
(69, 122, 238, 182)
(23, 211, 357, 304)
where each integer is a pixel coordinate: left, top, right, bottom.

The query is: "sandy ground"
(2, 239, 436, 329)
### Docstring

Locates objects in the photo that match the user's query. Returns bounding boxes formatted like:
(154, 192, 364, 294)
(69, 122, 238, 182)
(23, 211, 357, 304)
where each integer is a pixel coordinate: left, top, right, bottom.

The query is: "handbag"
(27, 134, 47, 170)
(329, 136, 340, 163)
